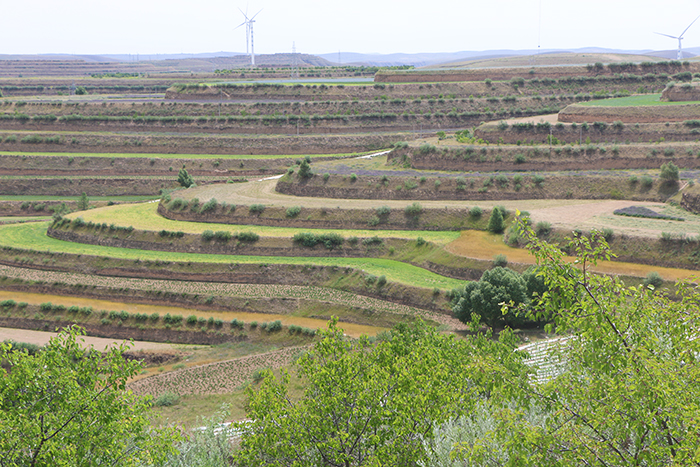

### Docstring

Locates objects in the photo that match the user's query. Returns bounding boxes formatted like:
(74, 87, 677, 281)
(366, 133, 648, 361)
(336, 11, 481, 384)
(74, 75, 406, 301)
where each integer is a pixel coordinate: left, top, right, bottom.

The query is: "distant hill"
(319, 47, 700, 68)
(430, 52, 671, 70)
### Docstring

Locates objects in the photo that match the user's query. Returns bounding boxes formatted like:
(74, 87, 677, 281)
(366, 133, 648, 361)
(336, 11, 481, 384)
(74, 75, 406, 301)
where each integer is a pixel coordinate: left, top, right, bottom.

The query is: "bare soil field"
(0, 326, 178, 351)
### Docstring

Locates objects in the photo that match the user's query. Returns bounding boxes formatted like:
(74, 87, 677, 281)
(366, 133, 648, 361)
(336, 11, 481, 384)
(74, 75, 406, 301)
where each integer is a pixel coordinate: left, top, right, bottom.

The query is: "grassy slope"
(0, 222, 465, 290)
(578, 94, 700, 107)
(68, 203, 461, 245)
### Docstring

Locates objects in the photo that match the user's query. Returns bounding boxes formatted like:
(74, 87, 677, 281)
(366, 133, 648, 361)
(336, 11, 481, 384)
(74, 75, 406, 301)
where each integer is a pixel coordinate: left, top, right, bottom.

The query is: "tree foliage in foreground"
(435, 216, 700, 466)
(233, 319, 530, 467)
(0, 326, 180, 466)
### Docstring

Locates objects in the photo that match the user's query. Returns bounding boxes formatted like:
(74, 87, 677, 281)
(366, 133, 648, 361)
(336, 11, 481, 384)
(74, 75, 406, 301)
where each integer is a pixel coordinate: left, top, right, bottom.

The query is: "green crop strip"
(579, 94, 700, 107)
(66, 203, 461, 245)
(0, 222, 465, 290)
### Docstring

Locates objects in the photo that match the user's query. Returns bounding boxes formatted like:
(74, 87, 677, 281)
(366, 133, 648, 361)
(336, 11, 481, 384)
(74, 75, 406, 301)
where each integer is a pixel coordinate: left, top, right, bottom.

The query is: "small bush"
(470, 207, 483, 218)
(237, 232, 259, 242)
(404, 202, 423, 218)
(535, 221, 552, 236)
(286, 206, 302, 218)
(249, 204, 266, 214)
(154, 392, 179, 407)
(201, 230, 215, 241)
(644, 271, 664, 289)
(214, 231, 232, 242)
(493, 254, 508, 267)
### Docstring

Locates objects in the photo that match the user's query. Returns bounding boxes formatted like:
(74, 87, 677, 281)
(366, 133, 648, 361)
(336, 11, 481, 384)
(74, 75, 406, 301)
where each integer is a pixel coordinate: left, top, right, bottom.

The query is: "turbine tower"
(234, 7, 262, 67)
(655, 14, 700, 60)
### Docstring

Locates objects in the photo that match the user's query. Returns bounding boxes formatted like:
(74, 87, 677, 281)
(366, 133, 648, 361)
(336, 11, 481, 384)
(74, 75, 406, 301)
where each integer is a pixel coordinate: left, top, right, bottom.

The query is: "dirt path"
(0, 326, 180, 351)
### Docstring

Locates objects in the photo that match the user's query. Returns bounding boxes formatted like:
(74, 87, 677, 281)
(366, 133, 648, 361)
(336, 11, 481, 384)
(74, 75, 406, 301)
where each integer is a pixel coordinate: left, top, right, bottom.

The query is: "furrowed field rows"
(70, 203, 461, 244)
(0, 263, 463, 327)
(129, 346, 307, 397)
(0, 223, 465, 289)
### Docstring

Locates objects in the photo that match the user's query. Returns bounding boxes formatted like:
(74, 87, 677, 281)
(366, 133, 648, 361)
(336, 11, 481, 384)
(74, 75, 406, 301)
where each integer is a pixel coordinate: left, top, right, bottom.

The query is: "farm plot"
(67, 203, 461, 244)
(129, 346, 306, 397)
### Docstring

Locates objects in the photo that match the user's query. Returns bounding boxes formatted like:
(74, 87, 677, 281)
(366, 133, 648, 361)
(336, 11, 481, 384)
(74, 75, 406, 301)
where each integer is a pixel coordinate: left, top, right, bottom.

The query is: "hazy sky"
(6, 0, 700, 56)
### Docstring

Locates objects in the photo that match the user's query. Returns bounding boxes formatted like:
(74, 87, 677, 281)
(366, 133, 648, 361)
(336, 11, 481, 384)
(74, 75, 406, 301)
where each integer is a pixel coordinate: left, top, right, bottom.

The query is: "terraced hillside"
(4, 60, 700, 427)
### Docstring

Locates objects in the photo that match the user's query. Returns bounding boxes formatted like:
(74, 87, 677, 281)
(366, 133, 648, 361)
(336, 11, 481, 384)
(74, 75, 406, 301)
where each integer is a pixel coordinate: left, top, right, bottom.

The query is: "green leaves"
(0, 325, 180, 466)
(235, 319, 529, 466)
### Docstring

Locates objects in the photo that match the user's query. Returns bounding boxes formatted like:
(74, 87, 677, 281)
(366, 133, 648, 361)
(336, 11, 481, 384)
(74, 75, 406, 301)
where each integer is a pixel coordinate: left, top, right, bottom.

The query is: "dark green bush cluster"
(285, 206, 302, 218)
(404, 202, 423, 218)
(249, 204, 266, 214)
(158, 230, 184, 238)
(293, 232, 344, 249)
(168, 198, 189, 210)
(198, 198, 218, 214)
(260, 320, 282, 332)
(163, 313, 183, 325)
(231, 318, 245, 329)
(236, 232, 260, 242)
(288, 325, 317, 336)
(362, 236, 384, 246)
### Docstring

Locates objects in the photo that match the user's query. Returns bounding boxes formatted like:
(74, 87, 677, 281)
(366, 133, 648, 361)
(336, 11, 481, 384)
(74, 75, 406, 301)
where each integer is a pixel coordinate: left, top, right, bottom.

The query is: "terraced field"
(4, 62, 700, 427)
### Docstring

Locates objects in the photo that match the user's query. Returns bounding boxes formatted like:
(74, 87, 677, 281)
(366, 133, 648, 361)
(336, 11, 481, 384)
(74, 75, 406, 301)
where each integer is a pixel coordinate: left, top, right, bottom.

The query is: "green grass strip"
(0, 222, 464, 290)
(68, 203, 461, 245)
(579, 94, 700, 107)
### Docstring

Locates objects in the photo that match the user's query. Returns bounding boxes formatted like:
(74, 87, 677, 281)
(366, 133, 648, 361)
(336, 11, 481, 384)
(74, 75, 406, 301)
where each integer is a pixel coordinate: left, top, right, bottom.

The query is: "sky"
(6, 0, 700, 56)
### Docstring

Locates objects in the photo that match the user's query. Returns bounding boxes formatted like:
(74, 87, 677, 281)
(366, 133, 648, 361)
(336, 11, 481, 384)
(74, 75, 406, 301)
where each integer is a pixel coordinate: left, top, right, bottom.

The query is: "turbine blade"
(250, 8, 263, 20)
(655, 32, 679, 39)
(680, 13, 700, 38)
(238, 7, 249, 20)
(234, 21, 246, 30)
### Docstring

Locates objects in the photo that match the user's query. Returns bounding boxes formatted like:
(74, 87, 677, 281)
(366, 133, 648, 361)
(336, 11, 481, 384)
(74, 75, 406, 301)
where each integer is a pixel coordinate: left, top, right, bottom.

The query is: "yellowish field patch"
(0, 291, 385, 338)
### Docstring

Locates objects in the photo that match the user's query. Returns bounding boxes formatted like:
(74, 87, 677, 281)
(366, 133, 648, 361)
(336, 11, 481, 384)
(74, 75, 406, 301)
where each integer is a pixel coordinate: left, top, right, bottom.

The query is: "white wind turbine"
(655, 14, 700, 60)
(234, 7, 263, 67)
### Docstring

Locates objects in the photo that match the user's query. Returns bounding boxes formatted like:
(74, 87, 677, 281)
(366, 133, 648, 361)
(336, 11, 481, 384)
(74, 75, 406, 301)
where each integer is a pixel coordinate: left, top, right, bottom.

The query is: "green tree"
(77, 191, 89, 211)
(234, 319, 529, 467)
(452, 267, 529, 329)
(487, 207, 505, 233)
(438, 217, 700, 466)
(297, 159, 312, 179)
(177, 167, 194, 188)
(659, 161, 679, 183)
(0, 326, 180, 466)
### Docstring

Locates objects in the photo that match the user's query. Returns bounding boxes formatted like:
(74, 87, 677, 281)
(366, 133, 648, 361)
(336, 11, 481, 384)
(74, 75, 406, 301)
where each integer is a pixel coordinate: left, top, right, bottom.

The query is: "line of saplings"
(0, 108, 560, 125)
(0, 299, 317, 336)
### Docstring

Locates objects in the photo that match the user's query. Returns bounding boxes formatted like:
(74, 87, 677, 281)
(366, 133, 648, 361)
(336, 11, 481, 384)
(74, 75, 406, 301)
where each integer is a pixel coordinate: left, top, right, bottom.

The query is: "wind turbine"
(655, 14, 700, 60)
(234, 7, 263, 67)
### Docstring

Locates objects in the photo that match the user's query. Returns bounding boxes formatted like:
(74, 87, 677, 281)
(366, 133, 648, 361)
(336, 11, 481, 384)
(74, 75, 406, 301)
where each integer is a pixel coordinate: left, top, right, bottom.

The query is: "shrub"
(201, 230, 215, 241)
(186, 315, 198, 325)
(376, 275, 387, 287)
(641, 176, 653, 188)
(660, 161, 679, 182)
(533, 174, 545, 187)
(644, 271, 664, 289)
(154, 392, 179, 407)
(198, 198, 218, 214)
(237, 232, 259, 242)
(376, 206, 391, 217)
(416, 237, 426, 246)
(214, 231, 232, 242)
(493, 254, 508, 267)
(249, 204, 266, 214)
(470, 207, 483, 218)
(362, 236, 384, 246)
(404, 202, 423, 218)
(323, 173, 330, 182)
(514, 153, 526, 164)
(177, 168, 194, 188)
(286, 206, 301, 218)
(266, 320, 282, 332)
(535, 221, 551, 236)
(349, 173, 357, 182)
